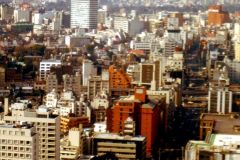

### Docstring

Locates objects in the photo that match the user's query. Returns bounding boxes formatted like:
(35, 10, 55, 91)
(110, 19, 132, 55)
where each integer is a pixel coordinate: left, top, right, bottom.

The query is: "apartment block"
(4, 106, 60, 160)
(87, 75, 109, 100)
(63, 73, 82, 98)
(39, 59, 61, 80)
(109, 65, 132, 96)
(0, 124, 38, 160)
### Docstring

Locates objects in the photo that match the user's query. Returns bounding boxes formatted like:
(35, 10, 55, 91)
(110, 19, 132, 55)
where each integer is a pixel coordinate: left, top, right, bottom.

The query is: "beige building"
(87, 76, 109, 100)
(0, 123, 38, 160)
(235, 40, 240, 61)
(46, 73, 59, 93)
(63, 73, 82, 98)
(4, 106, 60, 160)
(60, 125, 86, 159)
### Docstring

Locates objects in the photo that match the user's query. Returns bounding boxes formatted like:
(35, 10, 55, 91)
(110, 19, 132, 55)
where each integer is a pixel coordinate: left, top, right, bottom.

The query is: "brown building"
(200, 113, 240, 140)
(60, 116, 89, 134)
(208, 5, 230, 26)
(63, 72, 83, 98)
(46, 73, 59, 93)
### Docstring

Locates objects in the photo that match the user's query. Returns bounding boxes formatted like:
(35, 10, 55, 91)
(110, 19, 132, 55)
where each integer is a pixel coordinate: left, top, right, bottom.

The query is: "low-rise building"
(60, 125, 86, 160)
(93, 133, 146, 160)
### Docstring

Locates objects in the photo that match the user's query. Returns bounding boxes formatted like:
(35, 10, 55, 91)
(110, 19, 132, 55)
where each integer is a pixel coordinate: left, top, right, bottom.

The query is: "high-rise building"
(70, 0, 98, 30)
(4, 105, 60, 160)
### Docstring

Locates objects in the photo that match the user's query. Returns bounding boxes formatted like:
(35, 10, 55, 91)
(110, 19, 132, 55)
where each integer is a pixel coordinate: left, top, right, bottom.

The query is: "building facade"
(71, 0, 98, 30)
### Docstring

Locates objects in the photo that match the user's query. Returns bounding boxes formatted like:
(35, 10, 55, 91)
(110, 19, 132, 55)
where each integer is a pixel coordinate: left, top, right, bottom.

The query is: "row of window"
(0, 152, 32, 158)
(0, 139, 31, 145)
(0, 146, 32, 152)
(0, 130, 26, 136)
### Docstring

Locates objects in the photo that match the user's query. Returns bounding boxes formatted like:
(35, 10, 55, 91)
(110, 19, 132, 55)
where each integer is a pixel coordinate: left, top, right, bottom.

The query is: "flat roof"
(94, 133, 145, 141)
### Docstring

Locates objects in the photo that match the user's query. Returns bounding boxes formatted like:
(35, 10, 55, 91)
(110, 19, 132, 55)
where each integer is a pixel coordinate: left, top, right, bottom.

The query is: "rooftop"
(94, 133, 145, 141)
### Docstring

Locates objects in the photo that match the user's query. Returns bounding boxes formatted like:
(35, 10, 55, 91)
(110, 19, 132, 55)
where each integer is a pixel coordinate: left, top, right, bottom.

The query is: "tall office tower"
(71, 0, 98, 30)
(4, 105, 60, 160)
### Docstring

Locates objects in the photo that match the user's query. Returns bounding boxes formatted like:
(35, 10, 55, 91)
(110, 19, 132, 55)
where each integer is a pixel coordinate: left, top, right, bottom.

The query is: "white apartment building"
(71, 0, 98, 30)
(57, 91, 77, 116)
(39, 59, 61, 80)
(0, 124, 38, 160)
(46, 89, 58, 108)
(4, 106, 60, 160)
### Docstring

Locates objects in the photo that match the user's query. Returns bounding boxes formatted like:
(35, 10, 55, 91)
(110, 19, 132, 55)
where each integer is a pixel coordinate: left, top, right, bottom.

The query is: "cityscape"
(0, 0, 240, 160)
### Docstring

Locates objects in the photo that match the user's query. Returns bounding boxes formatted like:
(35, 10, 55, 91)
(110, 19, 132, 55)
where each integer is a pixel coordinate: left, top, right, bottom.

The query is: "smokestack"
(4, 98, 9, 116)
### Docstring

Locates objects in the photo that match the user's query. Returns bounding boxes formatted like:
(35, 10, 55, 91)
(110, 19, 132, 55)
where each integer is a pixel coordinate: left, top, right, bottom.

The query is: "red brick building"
(109, 65, 132, 96)
(107, 86, 167, 158)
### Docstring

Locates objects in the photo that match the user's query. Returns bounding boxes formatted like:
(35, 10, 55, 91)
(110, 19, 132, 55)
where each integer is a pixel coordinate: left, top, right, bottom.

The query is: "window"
(8, 140, 12, 144)
(2, 139, 6, 144)
(14, 153, 18, 157)
(26, 141, 31, 145)
(20, 141, 24, 145)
